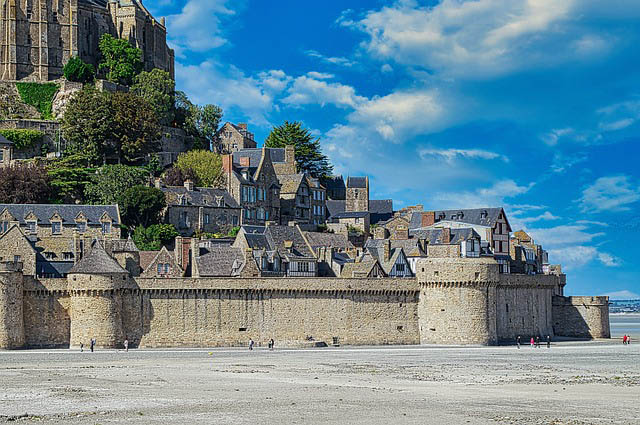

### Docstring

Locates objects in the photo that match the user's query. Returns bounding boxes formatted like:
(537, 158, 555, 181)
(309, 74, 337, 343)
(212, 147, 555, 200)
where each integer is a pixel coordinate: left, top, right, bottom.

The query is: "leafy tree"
(98, 34, 143, 86)
(162, 166, 198, 186)
(174, 91, 223, 149)
(110, 92, 160, 163)
(61, 86, 112, 164)
(119, 185, 166, 228)
(84, 165, 148, 205)
(174, 150, 224, 188)
(46, 154, 97, 204)
(0, 163, 50, 204)
(63, 57, 95, 83)
(131, 69, 175, 125)
(132, 224, 179, 251)
(265, 121, 333, 178)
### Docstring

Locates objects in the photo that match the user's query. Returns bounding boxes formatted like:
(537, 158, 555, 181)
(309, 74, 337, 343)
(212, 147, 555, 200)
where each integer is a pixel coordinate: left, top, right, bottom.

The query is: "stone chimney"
(383, 239, 391, 262)
(238, 123, 248, 131)
(222, 154, 233, 174)
(421, 211, 435, 227)
(442, 228, 451, 244)
(184, 179, 194, 191)
(374, 226, 388, 240)
(392, 227, 409, 240)
(239, 156, 250, 168)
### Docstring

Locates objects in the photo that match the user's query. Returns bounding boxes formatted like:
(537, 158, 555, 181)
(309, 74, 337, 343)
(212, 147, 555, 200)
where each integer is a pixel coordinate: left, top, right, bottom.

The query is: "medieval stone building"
(0, 0, 174, 82)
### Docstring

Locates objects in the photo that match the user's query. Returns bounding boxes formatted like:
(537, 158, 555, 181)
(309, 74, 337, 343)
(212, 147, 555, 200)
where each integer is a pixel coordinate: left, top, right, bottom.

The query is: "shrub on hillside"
(63, 57, 95, 83)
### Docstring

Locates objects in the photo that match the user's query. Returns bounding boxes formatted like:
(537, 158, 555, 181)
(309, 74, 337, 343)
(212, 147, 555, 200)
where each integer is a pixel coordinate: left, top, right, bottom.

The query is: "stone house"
(159, 180, 241, 237)
(0, 204, 121, 277)
(278, 173, 327, 225)
(510, 230, 548, 275)
(340, 259, 385, 278)
(139, 246, 185, 278)
(213, 122, 257, 154)
(326, 175, 393, 225)
(0, 134, 12, 167)
(323, 175, 346, 200)
(233, 224, 317, 277)
(362, 239, 413, 278)
(411, 208, 512, 273)
(221, 148, 282, 226)
(328, 211, 370, 237)
(303, 231, 355, 277)
(410, 227, 481, 260)
(0, 0, 174, 82)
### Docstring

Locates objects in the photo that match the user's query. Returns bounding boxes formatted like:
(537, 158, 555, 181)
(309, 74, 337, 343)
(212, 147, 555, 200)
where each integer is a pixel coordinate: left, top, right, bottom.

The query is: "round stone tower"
(416, 257, 499, 345)
(0, 261, 25, 349)
(67, 244, 129, 348)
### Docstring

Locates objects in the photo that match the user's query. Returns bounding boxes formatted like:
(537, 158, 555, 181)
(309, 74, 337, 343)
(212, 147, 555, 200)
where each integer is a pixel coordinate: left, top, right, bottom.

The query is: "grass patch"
(15, 82, 59, 120)
(0, 129, 44, 150)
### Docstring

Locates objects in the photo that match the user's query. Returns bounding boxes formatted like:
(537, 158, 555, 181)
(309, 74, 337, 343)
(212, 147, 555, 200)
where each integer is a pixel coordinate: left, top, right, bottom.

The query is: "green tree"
(131, 69, 175, 125)
(0, 163, 51, 204)
(132, 224, 179, 251)
(162, 166, 198, 186)
(63, 56, 95, 83)
(110, 92, 161, 163)
(265, 121, 333, 178)
(174, 150, 224, 188)
(119, 185, 166, 228)
(84, 164, 148, 205)
(98, 34, 143, 86)
(61, 86, 112, 164)
(46, 154, 97, 203)
(174, 91, 223, 150)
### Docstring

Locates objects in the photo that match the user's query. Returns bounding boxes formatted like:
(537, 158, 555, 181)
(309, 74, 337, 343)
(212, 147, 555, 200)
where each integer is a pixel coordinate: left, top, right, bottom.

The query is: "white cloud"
(540, 128, 574, 146)
(547, 246, 619, 270)
(578, 175, 640, 213)
(597, 252, 622, 267)
(305, 50, 355, 67)
(604, 290, 640, 300)
(282, 76, 365, 109)
(306, 71, 334, 80)
(433, 179, 533, 209)
(575, 220, 609, 227)
(527, 225, 605, 247)
(341, 0, 610, 78)
(381, 64, 393, 73)
(517, 211, 561, 224)
(418, 148, 508, 163)
(167, 0, 235, 53)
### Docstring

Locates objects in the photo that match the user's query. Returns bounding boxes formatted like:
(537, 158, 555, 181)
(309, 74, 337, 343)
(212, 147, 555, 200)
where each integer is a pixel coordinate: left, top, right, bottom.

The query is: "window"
(13, 255, 21, 263)
(102, 221, 111, 234)
(164, 264, 170, 274)
(63, 252, 74, 261)
(157, 263, 163, 274)
(396, 263, 405, 272)
(51, 222, 62, 235)
(26, 220, 37, 234)
(0, 150, 3, 162)
(204, 214, 210, 224)
(76, 221, 86, 233)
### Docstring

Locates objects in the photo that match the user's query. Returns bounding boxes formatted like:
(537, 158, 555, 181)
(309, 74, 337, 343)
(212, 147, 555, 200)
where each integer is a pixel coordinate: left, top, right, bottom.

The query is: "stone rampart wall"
(552, 296, 610, 339)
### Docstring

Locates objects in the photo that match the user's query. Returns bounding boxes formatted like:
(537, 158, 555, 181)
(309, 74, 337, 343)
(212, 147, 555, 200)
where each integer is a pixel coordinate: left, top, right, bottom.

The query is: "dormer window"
(180, 196, 187, 206)
(0, 221, 8, 233)
(51, 221, 62, 235)
(76, 221, 86, 233)
(102, 221, 111, 234)
(26, 220, 37, 234)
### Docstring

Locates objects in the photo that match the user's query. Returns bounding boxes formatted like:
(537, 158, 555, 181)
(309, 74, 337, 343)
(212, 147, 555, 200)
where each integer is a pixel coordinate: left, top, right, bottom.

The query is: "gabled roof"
(409, 227, 480, 244)
(0, 204, 120, 225)
(196, 247, 246, 277)
(340, 259, 383, 278)
(366, 238, 425, 258)
(347, 176, 367, 188)
(69, 243, 127, 275)
(239, 225, 315, 260)
(278, 174, 306, 194)
(161, 186, 240, 208)
(362, 242, 412, 275)
(232, 148, 286, 168)
(432, 207, 509, 230)
(325, 199, 393, 224)
(111, 237, 139, 253)
(0, 134, 13, 146)
(326, 200, 346, 217)
(303, 232, 354, 251)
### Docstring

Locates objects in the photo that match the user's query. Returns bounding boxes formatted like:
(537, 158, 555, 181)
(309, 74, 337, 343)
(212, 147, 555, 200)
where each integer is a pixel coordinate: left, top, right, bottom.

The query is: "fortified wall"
(0, 257, 610, 349)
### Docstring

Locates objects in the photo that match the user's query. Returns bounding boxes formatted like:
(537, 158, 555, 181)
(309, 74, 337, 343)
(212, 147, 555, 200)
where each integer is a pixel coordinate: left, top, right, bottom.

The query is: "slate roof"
(365, 238, 425, 258)
(362, 241, 411, 276)
(240, 225, 315, 260)
(332, 211, 369, 219)
(409, 227, 480, 244)
(139, 251, 159, 271)
(347, 176, 367, 188)
(340, 259, 381, 278)
(69, 244, 127, 274)
(303, 232, 354, 251)
(196, 247, 246, 277)
(37, 261, 74, 277)
(0, 134, 12, 145)
(326, 200, 346, 217)
(161, 186, 239, 208)
(322, 175, 345, 193)
(325, 199, 393, 224)
(432, 208, 506, 228)
(111, 237, 139, 253)
(232, 148, 286, 168)
(278, 174, 306, 194)
(0, 204, 120, 225)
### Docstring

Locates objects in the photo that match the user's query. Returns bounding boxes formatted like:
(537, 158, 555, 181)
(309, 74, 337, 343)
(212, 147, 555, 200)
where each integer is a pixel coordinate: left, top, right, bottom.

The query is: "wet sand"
(1, 341, 638, 424)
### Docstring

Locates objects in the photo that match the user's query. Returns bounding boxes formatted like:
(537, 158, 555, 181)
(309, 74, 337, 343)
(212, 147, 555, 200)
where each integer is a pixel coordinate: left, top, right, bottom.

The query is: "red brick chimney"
(222, 154, 233, 174)
(421, 211, 435, 227)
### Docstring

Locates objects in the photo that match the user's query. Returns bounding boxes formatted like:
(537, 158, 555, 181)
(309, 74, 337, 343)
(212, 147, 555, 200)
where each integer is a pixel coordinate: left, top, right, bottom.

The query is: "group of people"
(79, 338, 97, 352)
(516, 335, 551, 348)
(622, 335, 632, 345)
(249, 338, 275, 351)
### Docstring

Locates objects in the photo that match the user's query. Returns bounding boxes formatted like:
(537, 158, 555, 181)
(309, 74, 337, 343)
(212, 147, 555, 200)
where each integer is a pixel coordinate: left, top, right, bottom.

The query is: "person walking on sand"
(517, 336, 521, 349)
(269, 338, 274, 351)
(530, 337, 535, 348)
(90, 338, 95, 353)
(536, 336, 540, 348)
(80, 342, 84, 353)
(623, 335, 627, 345)
(124, 339, 129, 353)
(249, 339, 254, 351)
(546, 335, 551, 349)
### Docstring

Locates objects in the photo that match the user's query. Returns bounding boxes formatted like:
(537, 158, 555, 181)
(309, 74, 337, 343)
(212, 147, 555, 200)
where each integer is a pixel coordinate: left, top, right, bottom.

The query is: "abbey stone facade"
(0, 0, 174, 82)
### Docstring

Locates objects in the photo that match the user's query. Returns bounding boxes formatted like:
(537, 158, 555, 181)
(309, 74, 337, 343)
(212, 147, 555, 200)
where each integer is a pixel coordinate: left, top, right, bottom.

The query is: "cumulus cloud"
(547, 246, 620, 270)
(604, 290, 640, 300)
(305, 50, 356, 67)
(418, 148, 508, 163)
(517, 211, 561, 224)
(340, 0, 610, 78)
(167, 0, 236, 53)
(578, 175, 640, 213)
(526, 225, 605, 247)
(433, 179, 534, 209)
(282, 76, 366, 109)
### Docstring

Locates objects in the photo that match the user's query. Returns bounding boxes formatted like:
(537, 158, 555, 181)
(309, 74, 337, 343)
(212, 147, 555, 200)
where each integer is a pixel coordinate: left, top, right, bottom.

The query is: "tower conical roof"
(69, 243, 128, 275)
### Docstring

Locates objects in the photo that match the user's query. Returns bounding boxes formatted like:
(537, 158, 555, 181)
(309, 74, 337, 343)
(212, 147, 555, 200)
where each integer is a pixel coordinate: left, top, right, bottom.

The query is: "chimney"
(393, 227, 409, 240)
(383, 239, 391, 261)
(184, 179, 194, 191)
(421, 211, 435, 227)
(285, 145, 296, 172)
(175, 236, 183, 267)
(160, 17, 166, 26)
(374, 226, 387, 240)
(442, 228, 451, 244)
(238, 123, 248, 131)
(239, 156, 250, 168)
(222, 154, 233, 174)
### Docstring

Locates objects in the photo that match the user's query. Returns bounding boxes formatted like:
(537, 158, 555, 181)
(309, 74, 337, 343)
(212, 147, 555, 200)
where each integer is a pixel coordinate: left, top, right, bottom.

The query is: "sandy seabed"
(0, 341, 638, 424)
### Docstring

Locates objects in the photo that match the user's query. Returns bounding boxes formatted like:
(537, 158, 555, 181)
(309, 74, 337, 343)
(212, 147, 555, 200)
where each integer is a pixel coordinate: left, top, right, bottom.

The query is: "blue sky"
(147, 0, 640, 299)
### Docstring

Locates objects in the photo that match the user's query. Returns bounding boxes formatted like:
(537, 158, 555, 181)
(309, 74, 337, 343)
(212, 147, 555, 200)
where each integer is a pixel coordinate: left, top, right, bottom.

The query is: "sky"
(147, 0, 640, 299)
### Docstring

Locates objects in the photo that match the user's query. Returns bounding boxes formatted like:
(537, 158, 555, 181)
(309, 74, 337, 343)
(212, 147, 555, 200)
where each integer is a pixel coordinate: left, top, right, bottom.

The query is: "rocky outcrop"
(52, 80, 83, 120)
(0, 82, 40, 120)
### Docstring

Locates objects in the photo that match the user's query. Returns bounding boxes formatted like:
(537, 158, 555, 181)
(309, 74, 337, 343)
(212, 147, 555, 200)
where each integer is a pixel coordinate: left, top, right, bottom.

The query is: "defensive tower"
(0, 261, 24, 349)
